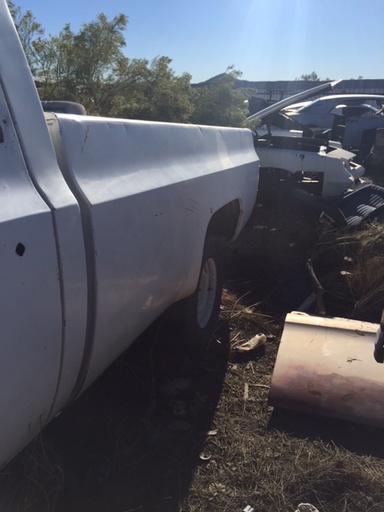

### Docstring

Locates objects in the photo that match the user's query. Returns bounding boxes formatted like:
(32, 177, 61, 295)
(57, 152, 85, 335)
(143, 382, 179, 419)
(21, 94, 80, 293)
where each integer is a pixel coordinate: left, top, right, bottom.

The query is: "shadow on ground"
(269, 407, 384, 460)
(1, 320, 231, 512)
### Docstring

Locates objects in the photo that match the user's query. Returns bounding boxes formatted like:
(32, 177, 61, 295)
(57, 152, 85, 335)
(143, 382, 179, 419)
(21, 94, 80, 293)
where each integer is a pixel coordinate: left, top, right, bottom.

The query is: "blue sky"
(12, 0, 384, 83)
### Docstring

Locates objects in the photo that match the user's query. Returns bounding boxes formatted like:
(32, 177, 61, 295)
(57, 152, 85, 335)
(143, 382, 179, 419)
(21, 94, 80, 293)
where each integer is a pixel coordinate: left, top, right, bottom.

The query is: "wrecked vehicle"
(283, 93, 384, 162)
(0, 1, 259, 469)
(254, 136, 364, 198)
(283, 93, 384, 131)
(247, 82, 365, 198)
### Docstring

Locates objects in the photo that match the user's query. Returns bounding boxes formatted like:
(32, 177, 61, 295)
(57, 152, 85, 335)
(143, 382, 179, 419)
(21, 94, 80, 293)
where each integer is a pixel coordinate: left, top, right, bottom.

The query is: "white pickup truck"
(0, 1, 259, 469)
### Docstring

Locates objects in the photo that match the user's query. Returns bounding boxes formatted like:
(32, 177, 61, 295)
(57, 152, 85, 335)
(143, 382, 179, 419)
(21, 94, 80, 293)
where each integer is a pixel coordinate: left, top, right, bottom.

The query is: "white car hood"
(247, 80, 342, 123)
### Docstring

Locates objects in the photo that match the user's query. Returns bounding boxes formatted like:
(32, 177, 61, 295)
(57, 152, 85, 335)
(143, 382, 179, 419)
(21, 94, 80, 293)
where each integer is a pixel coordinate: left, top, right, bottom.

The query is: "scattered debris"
(243, 382, 249, 402)
(295, 504, 320, 512)
(199, 452, 211, 462)
(234, 334, 267, 353)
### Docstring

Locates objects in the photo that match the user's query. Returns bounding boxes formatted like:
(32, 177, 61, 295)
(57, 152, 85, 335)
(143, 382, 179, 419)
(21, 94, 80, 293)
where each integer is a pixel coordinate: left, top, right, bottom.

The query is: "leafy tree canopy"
(7, 2, 251, 126)
(7, 0, 44, 74)
(191, 66, 253, 127)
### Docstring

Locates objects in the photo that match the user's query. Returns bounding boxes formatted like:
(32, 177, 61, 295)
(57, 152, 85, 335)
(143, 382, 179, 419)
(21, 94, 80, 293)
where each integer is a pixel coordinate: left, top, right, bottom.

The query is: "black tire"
(171, 235, 225, 355)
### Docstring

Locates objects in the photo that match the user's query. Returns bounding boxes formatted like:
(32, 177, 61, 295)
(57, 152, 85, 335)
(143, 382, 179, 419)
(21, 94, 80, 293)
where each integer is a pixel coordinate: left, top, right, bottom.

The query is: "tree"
(98, 56, 151, 118)
(9, 2, 249, 125)
(136, 57, 195, 122)
(7, 0, 44, 74)
(298, 71, 320, 81)
(191, 67, 250, 127)
(32, 10, 195, 121)
(107, 56, 195, 122)
(36, 14, 130, 114)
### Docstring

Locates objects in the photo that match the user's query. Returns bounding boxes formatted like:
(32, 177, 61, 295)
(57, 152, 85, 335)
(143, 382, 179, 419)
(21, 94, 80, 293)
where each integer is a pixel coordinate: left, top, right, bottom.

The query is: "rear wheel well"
(206, 200, 241, 240)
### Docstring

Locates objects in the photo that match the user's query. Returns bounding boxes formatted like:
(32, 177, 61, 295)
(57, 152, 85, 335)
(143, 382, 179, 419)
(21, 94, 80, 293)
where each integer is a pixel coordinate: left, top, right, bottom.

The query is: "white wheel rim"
(197, 256, 217, 328)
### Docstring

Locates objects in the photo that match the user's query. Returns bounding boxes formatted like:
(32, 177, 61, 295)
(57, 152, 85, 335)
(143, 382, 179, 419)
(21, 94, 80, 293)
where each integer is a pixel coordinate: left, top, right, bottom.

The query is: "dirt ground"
(2, 165, 384, 512)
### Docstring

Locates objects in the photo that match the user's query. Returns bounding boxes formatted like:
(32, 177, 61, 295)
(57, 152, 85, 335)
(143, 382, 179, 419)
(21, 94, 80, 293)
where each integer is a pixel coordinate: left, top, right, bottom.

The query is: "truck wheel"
(183, 235, 225, 353)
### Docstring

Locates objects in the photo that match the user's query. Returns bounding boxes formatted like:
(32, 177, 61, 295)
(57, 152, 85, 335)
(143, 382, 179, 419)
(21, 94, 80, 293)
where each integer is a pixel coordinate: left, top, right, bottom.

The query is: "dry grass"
(0, 436, 63, 512)
(311, 221, 384, 321)
(3, 173, 384, 511)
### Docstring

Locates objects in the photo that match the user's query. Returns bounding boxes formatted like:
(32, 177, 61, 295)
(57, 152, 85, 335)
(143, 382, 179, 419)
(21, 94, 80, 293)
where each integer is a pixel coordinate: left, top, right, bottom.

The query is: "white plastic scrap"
(234, 334, 267, 352)
(243, 506, 255, 512)
(295, 504, 320, 512)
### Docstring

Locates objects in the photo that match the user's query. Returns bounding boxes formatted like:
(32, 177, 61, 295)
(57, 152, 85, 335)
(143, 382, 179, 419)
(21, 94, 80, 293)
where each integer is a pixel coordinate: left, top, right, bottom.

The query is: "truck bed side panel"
(47, 116, 259, 391)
